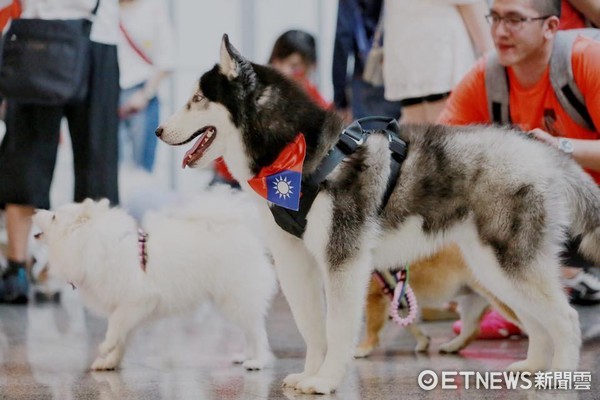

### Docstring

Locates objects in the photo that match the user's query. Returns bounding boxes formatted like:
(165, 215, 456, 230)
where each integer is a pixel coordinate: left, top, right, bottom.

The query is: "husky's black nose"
(155, 127, 163, 137)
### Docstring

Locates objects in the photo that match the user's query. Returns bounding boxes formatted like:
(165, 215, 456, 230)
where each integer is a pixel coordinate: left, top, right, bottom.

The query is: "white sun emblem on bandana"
(273, 176, 294, 199)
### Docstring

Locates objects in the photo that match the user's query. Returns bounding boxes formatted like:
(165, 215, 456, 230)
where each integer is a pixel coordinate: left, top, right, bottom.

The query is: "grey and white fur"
(156, 34, 600, 394)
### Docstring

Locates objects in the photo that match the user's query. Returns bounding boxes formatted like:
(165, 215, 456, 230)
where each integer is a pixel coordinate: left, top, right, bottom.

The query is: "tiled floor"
(1, 289, 599, 400)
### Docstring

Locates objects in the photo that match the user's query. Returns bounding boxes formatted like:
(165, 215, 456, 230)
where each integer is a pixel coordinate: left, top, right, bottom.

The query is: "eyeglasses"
(485, 14, 553, 31)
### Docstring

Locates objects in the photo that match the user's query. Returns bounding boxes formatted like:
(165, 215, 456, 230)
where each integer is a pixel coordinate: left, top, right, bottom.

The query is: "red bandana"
(247, 134, 306, 211)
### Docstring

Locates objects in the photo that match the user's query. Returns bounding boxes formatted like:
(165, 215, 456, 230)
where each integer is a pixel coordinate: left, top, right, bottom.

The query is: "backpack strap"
(550, 29, 598, 132)
(485, 52, 511, 125)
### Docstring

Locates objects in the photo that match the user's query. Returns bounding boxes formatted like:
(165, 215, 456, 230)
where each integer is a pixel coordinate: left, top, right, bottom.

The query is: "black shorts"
(0, 42, 120, 209)
(399, 92, 450, 107)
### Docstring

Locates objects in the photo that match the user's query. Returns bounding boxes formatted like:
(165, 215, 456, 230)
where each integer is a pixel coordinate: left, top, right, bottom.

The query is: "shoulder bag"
(0, 0, 100, 105)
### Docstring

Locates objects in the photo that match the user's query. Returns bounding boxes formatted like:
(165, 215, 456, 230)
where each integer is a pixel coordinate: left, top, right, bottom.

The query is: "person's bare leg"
(424, 98, 447, 123)
(400, 103, 427, 124)
(1, 204, 33, 303)
(5, 204, 34, 263)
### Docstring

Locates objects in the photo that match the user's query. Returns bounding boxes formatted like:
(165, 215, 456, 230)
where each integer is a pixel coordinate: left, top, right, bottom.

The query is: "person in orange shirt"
(439, 0, 600, 306)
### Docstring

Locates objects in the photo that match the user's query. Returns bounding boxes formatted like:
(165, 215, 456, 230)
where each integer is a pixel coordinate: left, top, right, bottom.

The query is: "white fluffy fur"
(32, 189, 277, 371)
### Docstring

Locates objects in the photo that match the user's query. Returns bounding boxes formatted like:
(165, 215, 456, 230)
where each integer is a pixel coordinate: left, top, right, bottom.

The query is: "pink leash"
(389, 268, 418, 327)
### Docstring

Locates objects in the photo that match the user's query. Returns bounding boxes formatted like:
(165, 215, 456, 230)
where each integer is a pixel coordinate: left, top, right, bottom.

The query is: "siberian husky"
(33, 192, 277, 371)
(156, 34, 600, 394)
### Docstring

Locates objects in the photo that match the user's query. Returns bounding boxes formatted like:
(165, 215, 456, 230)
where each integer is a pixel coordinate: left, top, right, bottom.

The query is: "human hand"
(528, 128, 559, 148)
(119, 90, 149, 119)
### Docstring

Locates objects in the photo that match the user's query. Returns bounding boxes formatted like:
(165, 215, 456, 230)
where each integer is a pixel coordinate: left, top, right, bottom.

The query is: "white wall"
(154, 0, 339, 192)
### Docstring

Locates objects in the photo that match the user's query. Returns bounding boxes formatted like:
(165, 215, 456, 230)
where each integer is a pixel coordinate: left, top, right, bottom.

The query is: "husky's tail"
(563, 163, 600, 264)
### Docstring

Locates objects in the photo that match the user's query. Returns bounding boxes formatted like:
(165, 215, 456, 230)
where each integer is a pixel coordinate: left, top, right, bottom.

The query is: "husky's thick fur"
(33, 193, 276, 371)
(157, 35, 600, 394)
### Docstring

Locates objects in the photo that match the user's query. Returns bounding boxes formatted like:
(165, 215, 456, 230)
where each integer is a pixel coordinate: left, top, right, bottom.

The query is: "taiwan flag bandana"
(247, 133, 306, 211)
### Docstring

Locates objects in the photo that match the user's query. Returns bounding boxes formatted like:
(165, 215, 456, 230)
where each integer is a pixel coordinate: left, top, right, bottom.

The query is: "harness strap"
(138, 228, 148, 272)
(270, 116, 407, 239)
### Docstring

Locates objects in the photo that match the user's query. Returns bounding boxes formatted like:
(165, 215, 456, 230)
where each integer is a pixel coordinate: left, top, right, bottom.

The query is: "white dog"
(33, 190, 277, 371)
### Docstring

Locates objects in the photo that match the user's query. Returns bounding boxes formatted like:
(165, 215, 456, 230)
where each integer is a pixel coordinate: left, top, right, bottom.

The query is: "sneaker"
(563, 269, 600, 306)
(0, 268, 29, 304)
(453, 309, 522, 339)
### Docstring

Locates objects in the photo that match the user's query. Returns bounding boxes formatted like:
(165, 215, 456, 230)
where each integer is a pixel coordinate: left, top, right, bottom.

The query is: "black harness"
(269, 117, 408, 239)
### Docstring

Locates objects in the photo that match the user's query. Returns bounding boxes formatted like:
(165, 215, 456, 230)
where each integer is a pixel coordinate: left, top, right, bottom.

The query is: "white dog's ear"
(81, 198, 109, 219)
(32, 209, 52, 231)
(97, 198, 110, 211)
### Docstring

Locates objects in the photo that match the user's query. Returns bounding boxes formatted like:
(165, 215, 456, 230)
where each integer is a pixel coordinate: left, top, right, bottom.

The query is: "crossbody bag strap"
(91, 0, 100, 15)
(119, 21, 154, 65)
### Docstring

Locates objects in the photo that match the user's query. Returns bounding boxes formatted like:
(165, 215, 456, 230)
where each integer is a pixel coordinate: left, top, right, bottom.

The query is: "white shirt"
(117, 0, 175, 89)
(20, 0, 119, 45)
(383, 0, 479, 101)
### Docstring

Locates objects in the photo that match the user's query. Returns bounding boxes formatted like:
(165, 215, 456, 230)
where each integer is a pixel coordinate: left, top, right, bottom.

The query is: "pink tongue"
(182, 132, 207, 169)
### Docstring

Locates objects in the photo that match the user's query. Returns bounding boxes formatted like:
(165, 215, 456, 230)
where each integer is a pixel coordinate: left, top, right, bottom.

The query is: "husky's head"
(157, 34, 335, 181)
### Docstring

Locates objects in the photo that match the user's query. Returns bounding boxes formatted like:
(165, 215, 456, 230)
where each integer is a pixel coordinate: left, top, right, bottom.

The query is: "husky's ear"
(219, 34, 256, 91)
(220, 34, 240, 79)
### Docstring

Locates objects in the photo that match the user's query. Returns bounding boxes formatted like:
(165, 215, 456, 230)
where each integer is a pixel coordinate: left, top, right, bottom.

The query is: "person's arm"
(120, 0, 175, 117)
(529, 129, 600, 171)
(568, 0, 600, 27)
(437, 58, 490, 125)
(529, 37, 600, 172)
(456, 0, 494, 56)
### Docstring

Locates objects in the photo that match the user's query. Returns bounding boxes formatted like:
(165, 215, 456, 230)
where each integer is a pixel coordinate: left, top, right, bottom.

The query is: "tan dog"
(356, 244, 519, 357)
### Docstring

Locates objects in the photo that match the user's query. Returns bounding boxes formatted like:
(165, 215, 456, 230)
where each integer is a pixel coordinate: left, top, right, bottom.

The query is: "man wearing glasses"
(439, 0, 600, 305)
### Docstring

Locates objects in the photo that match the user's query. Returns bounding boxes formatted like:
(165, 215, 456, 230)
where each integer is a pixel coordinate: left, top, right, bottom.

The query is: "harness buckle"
(338, 124, 365, 154)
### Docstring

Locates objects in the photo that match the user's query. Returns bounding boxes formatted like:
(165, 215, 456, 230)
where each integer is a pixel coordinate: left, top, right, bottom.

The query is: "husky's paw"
(506, 359, 546, 373)
(91, 356, 119, 371)
(415, 335, 431, 352)
(296, 376, 338, 394)
(282, 372, 312, 389)
(354, 345, 374, 358)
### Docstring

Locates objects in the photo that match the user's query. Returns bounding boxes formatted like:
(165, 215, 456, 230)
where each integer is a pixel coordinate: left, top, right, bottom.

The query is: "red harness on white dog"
(138, 228, 148, 272)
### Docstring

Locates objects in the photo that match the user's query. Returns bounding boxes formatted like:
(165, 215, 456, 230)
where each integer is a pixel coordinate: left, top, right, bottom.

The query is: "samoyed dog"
(32, 190, 277, 371)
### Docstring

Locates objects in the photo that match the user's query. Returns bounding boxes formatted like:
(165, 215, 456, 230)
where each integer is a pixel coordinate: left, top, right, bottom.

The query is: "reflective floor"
(1, 289, 600, 400)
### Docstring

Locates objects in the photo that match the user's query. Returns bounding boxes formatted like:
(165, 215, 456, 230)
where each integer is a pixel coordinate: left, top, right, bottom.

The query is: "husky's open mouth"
(182, 126, 217, 168)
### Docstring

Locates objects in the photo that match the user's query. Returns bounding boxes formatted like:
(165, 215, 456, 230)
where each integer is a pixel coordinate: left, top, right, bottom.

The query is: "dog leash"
(374, 266, 418, 327)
